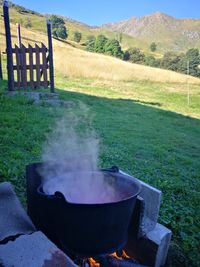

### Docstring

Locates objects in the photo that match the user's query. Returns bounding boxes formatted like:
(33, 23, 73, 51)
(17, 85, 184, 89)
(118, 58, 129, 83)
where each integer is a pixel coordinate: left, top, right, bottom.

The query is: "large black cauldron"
(26, 163, 141, 257)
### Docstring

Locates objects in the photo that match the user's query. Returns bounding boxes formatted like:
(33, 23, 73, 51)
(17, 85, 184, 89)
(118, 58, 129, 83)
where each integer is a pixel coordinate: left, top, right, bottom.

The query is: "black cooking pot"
(26, 163, 141, 257)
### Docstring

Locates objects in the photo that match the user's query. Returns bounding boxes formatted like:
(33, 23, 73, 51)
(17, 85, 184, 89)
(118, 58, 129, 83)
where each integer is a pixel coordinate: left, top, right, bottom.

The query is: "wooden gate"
(3, 0, 54, 92)
(12, 43, 49, 89)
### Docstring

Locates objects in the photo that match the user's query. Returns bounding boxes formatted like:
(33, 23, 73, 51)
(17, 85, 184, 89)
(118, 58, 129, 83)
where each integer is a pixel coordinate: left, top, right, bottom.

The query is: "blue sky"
(11, 0, 200, 25)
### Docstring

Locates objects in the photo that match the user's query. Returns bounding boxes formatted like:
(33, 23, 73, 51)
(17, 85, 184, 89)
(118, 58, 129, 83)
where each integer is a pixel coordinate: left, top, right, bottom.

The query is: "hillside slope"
(0, 1, 150, 53)
(103, 12, 200, 52)
(0, 18, 200, 84)
(2, 2, 200, 54)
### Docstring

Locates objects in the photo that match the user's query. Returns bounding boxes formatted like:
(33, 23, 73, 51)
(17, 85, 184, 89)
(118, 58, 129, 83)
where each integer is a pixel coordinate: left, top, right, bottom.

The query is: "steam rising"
(39, 105, 119, 204)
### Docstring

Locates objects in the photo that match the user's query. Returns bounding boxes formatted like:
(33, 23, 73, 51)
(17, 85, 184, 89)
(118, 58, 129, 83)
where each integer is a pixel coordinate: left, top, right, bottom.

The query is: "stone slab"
(6, 91, 38, 102)
(138, 180, 162, 236)
(119, 170, 162, 236)
(126, 223, 172, 267)
(5, 91, 75, 108)
(6, 91, 59, 104)
(0, 231, 77, 267)
(0, 182, 36, 243)
(128, 196, 145, 238)
(147, 223, 172, 267)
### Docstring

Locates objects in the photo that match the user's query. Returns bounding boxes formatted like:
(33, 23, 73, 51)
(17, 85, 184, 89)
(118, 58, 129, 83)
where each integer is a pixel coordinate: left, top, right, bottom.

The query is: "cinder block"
(128, 196, 145, 238)
(126, 223, 172, 267)
(0, 231, 77, 267)
(0, 182, 36, 243)
(146, 223, 172, 267)
(138, 180, 162, 237)
(119, 170, 162, 236)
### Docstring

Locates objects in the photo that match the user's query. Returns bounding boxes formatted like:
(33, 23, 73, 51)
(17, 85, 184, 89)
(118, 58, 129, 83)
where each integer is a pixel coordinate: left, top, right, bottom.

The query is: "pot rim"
(37, 169, 142, 206)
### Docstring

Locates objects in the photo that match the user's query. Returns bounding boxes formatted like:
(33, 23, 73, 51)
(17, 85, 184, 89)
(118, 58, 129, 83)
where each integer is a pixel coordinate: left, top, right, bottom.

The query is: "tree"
(127, 48, 145, 63)
(56, 26, 68, 40)
(104, 39, 123, 58)
(178, 48, 200, 77)
(150, 42, 157, 52)
(123, 50, 130, 61)
(50, 15, 65, 28)
(74, 31, 82, 43)
(50, 15, 68, 40)
(161, 52, 181, 71)
(86, 35, 96, 52)
(95, 35, 108, 53)
(145, 56, 161, 67)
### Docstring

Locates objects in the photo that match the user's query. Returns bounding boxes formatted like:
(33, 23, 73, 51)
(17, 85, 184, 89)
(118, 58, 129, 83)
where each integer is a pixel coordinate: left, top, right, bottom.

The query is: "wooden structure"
(12, 43, 49, 89)
(3, 0, 54, 92)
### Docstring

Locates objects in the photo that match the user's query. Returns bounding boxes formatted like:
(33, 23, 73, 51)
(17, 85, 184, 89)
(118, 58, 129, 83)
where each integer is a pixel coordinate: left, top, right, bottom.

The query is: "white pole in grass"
(187, 60, 190, 107)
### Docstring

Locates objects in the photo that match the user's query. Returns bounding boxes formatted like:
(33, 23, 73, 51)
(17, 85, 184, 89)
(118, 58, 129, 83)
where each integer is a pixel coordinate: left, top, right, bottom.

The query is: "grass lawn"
(0, 75, 200, 267)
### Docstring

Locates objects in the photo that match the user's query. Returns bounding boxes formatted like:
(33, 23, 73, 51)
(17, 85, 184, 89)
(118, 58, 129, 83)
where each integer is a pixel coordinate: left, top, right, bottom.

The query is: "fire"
(88, 250, 130, 266)
(88, 258, 100, 267)
(120, 250, 130, 259)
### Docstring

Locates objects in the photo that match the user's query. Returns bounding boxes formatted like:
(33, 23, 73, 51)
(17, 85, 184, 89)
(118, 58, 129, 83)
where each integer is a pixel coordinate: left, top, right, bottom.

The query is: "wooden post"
(47, 20, 55, 93)
(21, 44, 27, 88)
(16, 23, 22, 48)
(35, 44, 41, 89)
(41, 43, 48, 87)
(16, 23, 22, 89)
(187, 60, 190, 106)
(14, 45, 21, 89)
(0, 50, 3, 80)
(28, 44, 34, 89)
(3, 0, 14, 91)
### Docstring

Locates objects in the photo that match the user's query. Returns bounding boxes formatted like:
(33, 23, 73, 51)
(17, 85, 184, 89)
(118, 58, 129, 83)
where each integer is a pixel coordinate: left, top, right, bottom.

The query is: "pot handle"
(101, 166, 119, 173)
(54, 191, 66, 201)
(37, 185, 66, 201)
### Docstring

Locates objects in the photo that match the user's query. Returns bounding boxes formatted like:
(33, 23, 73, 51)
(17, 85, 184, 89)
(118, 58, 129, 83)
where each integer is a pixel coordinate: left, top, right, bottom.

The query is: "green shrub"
(74, 31, 82, 43)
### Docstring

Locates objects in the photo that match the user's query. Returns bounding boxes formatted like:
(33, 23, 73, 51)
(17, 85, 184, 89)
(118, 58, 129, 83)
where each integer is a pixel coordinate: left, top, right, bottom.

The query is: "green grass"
(0, 72, 200, 266)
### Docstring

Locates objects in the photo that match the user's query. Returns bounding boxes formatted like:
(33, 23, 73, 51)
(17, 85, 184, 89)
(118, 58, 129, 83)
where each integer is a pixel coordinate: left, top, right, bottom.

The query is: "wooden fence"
(12, 43, 49, 89)
(3, 0, 54, 92)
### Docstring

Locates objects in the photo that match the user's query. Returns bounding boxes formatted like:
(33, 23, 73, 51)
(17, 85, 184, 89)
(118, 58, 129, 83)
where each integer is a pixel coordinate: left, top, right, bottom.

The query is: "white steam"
(39, 105, 122, 204)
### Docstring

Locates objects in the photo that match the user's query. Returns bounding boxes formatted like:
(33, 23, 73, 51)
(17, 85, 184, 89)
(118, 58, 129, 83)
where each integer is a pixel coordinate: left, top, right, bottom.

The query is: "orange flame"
(88, 258, 100, 267)
(88, 250, 129, 266)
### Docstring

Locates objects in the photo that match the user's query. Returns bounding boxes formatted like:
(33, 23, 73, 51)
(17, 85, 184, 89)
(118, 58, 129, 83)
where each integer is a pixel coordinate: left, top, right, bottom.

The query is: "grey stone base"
(120, 170, 162, 237)
(5, 91, 74, 107)
(0, 231, 77, 267)
(0, 182, 35, 243)
(126, 223, 172, 267)
(120, 170, 171, 267)
(0, 171, 172, 267)
(6, 91, 59, 103)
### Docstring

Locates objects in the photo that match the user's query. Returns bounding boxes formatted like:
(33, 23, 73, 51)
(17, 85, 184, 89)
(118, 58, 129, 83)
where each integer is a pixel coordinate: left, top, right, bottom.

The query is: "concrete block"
(120, 170, 162, 236)
(138, 180, 162, 236)
(0, 231, 77, 267)
(128, 196, 145, 238)
(0, 182, 36, 243)
(126, 223, 172, 267)
(146, 223, 172, 267)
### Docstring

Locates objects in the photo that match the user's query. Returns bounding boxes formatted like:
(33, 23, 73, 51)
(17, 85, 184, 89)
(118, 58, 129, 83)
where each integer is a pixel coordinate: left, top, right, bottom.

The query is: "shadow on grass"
(119, 98, 162, 107)
(1, 82, 200, 267)
(57, 88, 200, 267)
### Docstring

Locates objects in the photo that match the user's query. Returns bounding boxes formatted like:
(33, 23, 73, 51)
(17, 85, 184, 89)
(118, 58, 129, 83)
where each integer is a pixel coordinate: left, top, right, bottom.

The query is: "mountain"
(0, 1, 152, 53)
(102, 12, 200, 52)
(1, 1, 200, 54)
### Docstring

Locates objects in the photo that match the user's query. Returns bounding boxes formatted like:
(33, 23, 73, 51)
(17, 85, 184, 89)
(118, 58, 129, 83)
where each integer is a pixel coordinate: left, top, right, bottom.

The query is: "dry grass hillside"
(0, 20, 200, 84)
